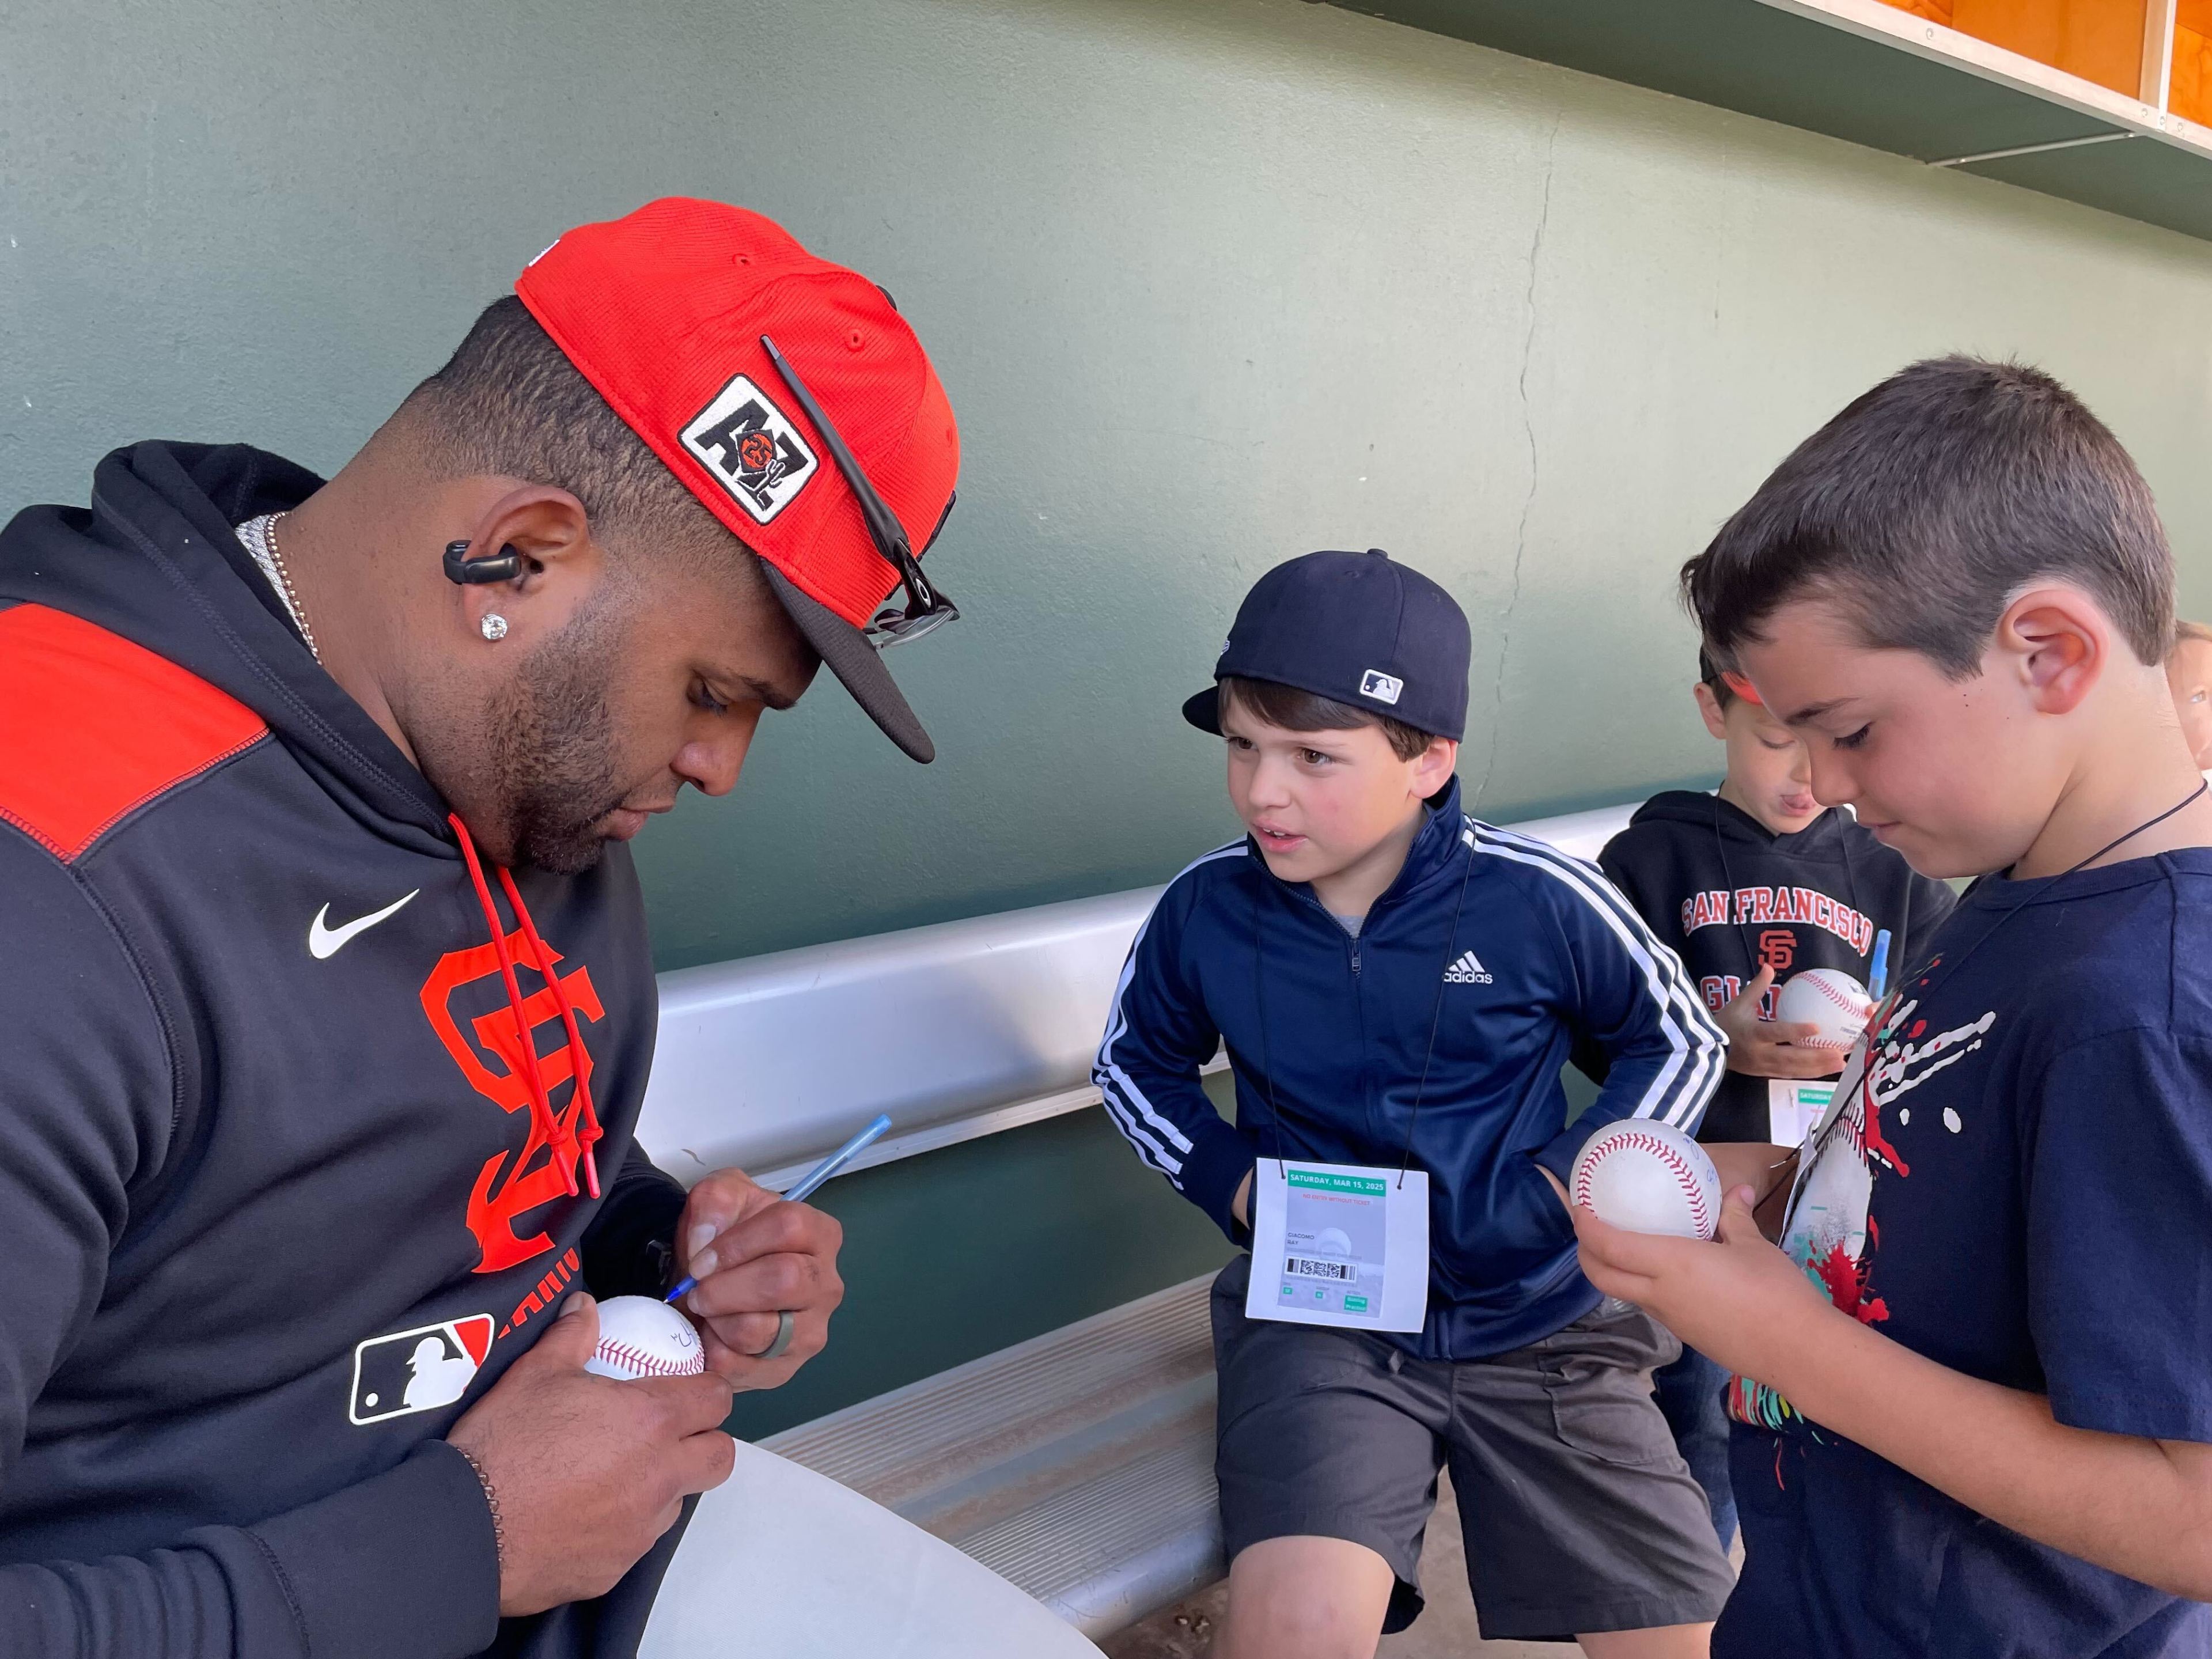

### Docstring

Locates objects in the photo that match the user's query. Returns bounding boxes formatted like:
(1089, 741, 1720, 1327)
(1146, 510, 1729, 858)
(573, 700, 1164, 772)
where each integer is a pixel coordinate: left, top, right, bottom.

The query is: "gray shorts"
(1210, 1256, 1734, 1639)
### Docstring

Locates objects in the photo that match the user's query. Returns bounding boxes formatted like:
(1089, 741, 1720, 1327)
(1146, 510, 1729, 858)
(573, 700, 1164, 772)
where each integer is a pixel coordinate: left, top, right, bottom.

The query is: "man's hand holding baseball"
(448, 1293, 736, 1618)
(1717, 964, 1851, 1080)
(676, 1168, 846, 1387)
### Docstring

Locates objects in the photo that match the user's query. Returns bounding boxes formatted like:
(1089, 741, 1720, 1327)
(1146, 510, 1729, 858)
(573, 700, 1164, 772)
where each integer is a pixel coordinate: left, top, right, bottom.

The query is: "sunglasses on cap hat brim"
(759, 335, 958, 647)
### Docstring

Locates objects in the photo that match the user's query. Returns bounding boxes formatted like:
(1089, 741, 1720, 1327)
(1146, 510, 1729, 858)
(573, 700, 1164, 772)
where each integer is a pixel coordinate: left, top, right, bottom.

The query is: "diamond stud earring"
(480, 613, 509, 642)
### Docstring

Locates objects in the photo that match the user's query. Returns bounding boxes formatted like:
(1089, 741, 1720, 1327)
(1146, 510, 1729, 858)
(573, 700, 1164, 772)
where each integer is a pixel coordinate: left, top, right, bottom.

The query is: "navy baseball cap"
(1184, 549, 1471, 742)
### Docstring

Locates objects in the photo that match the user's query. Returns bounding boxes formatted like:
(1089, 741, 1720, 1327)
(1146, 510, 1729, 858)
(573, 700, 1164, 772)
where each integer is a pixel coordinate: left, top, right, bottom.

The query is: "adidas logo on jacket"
(1443, 950, 1491, 984)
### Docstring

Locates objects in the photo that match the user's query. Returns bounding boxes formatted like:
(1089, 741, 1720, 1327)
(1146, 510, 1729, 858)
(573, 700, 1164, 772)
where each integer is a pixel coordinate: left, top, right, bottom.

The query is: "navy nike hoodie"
(1093, 789, 1726, 1358)
(0, 443, 693, 1657)
(1598, 791, 1956, 1142)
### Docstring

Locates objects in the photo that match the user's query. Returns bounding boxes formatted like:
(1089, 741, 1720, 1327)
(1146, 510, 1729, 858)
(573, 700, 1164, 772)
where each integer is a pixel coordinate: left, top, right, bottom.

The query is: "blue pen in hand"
(1869, 929, 1892, 1001)
(664, 1112, 892, 1305)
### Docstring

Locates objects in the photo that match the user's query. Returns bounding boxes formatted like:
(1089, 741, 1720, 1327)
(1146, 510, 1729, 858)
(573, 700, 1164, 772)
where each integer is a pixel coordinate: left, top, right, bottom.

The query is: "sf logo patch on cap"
(680, 374, 818, 524)
(1358, 669, 1404, 706)
(349, 1314, 494, 1426)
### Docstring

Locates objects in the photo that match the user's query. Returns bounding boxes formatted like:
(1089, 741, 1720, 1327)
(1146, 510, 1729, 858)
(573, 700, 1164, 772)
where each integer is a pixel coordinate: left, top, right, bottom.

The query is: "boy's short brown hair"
(1681, 357, 2173, 678)
(1219, 676, 1437, 762)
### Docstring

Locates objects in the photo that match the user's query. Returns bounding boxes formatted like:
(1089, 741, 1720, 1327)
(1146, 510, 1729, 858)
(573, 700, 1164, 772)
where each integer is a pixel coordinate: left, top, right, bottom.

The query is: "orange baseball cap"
(516, 198, 961, 762)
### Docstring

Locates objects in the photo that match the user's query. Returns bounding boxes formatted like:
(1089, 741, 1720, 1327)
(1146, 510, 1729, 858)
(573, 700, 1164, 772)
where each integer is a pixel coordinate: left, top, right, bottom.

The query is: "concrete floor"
(1100, 1471, 1595, 1659)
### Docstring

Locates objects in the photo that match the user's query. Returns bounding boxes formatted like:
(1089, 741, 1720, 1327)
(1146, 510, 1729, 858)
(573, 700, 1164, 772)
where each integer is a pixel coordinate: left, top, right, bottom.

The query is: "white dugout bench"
(635, 803, 1636, 1639)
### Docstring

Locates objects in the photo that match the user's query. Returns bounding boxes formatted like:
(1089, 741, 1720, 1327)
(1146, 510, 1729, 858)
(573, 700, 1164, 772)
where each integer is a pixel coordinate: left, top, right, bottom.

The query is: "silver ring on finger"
(753, 1309, 796, 1361)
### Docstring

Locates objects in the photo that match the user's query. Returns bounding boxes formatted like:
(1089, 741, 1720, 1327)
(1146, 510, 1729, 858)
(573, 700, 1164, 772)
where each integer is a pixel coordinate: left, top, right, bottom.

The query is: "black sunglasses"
(760, 334, 959, 647)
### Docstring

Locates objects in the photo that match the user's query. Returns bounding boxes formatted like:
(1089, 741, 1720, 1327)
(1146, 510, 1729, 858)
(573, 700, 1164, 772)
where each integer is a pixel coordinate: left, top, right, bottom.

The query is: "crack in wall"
(1472, 111, 1561, 815)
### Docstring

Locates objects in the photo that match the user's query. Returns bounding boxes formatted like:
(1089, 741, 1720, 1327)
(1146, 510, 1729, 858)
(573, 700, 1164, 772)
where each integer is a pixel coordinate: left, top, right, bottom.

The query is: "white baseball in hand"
(1569, 1120, 1722, 1241)
(1774, 967, 1873, 1051)
(583, 1296, 706, 1381)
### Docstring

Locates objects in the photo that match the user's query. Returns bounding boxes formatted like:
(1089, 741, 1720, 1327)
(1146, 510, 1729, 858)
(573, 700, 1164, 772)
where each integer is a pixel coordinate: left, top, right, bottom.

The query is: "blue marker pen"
(1869, 929, 1892, 1001)
(665, 1112, 892, 1304)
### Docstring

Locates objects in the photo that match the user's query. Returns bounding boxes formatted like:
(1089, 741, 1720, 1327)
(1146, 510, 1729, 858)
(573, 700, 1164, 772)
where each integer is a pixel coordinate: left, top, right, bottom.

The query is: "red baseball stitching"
(593, 1336, 702, 1378)
(1793, 973, 1868, 1048)
(1573, 1128, 1713, 1234)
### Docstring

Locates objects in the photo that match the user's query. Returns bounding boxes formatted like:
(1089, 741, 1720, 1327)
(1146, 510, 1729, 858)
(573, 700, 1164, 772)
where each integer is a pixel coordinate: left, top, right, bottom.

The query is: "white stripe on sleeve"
(1092, 842, 1248, 1182)
(1465, 820, 1724, 1130)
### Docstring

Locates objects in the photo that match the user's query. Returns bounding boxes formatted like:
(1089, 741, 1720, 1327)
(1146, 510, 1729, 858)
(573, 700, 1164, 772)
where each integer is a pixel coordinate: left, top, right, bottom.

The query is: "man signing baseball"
(0, 199, 960, 1657)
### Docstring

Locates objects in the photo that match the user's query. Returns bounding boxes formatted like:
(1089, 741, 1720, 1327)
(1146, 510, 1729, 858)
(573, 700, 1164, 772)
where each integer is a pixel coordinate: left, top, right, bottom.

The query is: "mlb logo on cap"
(1184, 549, 1471, 741)
(1358, 669, 1404, 706)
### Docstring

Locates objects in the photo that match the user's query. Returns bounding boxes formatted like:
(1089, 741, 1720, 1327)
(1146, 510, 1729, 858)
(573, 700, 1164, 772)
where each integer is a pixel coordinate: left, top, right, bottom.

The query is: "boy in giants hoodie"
(1095, 551, 1734, 1658)
(1598, 652, 1953, 1551)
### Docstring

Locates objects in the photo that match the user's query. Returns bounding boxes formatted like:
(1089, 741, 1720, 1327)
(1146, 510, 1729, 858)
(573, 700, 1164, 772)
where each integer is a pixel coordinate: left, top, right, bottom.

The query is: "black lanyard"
(1894, 779, 2205, 1012)
(1794, 779, 2207, 1184)
(1248, 816, 1477, 1190)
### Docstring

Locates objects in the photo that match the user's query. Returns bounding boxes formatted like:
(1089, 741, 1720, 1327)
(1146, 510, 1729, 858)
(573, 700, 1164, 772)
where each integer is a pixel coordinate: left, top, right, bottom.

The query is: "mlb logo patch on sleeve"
(679, 374, 818, 523)
(349, 1314, 494, 1426)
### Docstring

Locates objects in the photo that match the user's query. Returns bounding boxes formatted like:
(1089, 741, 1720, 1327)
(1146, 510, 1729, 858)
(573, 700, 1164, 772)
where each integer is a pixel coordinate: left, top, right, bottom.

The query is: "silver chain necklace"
(261, 512, 322, 664)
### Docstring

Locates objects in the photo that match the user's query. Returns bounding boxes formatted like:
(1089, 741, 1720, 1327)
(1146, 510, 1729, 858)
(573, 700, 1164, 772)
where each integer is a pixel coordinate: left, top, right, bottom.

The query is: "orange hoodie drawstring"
(449, 814, 599, 1199)
(498, 863, 604, 1198)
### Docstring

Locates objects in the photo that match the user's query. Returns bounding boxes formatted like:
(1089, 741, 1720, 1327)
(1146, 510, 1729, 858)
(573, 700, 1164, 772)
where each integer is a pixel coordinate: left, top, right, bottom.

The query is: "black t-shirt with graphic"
(1600, 792, 1956, 1141)
(1721, 851, 2212, 1658)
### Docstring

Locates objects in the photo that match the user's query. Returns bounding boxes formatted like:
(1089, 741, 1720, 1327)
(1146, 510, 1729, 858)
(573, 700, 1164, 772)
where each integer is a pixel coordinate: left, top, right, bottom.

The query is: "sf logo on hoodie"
(419, 927, 605, 1274)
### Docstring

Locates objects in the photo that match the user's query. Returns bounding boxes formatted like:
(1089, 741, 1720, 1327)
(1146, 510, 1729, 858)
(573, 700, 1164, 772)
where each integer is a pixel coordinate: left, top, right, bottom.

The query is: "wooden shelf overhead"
(2174, 0, 2212, 126)
(1324, 0, 2212, 244)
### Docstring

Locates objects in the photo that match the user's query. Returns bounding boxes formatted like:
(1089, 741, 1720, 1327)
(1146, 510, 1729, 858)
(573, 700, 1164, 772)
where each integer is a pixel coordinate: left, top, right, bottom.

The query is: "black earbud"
(442, 540, 525, 585)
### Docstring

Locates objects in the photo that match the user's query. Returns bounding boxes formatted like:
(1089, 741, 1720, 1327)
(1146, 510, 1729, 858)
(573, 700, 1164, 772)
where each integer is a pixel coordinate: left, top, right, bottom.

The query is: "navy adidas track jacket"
(1094, 781, 1726, 1358)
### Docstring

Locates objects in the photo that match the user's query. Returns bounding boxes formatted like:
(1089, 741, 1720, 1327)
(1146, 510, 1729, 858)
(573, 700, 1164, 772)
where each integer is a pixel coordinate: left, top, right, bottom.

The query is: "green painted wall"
(7, 0, 2211, 1433)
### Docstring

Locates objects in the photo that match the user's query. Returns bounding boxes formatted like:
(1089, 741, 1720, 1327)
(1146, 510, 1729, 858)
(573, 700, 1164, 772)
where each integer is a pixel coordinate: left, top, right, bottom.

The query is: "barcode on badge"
(1286, 1256, 1354, 1281)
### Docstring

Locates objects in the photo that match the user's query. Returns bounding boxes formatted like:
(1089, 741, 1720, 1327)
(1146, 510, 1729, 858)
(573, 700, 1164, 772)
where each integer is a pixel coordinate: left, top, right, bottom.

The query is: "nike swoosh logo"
(308, 890, 420, 959)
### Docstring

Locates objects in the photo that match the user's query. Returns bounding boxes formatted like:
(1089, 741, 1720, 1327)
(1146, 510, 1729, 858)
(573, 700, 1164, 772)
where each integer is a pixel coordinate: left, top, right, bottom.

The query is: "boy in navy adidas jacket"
(1095, 550, 1733, 1657)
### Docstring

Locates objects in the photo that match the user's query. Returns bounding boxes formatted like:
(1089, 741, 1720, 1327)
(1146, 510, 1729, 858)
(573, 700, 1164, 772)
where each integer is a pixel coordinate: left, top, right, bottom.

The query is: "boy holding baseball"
(1597, 650, 1953, 1547)
(1577, 357, 2212, 1656)
(1094, 550, 1734, 1657)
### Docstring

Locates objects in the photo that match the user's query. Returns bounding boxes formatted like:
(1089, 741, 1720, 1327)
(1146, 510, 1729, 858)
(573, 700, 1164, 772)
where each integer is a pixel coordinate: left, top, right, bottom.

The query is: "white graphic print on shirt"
(1732, 986, 1997, 1429)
